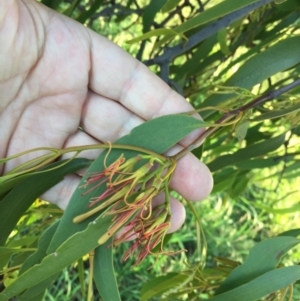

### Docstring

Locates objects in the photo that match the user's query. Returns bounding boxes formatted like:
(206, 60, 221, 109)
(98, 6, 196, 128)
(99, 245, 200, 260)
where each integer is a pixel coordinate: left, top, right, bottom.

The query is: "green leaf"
(143, 0, 167, 32)
(212, 168, 238, 194)
(208, 133, 286, 172)
(76, 0, 104, 24)
(93, 239, 121, 301)
(0, 214, 112, 300)
(210, 266, 300, 301)
(17, 221, 60, 301)
(0, 173, 31, 198)
(257, 160, 300, 180)
(18, 274, 59, 301)
(161, 0, 181, 13)
(235, 120, 251, 141)
(156, 0, 265, 46)
(41, 0, 62, 10)
(285, 161, 300, 173)
(293, 125, 300, 136)
(140, 272, 188, 301)
(261, 10, 300, 37)
(225, 36, 300, 90)
(177, 0, 264, 33)
(251, 102, 300, 121)
(274, 0, 288, 4)
(7, 237, 37, 248)
(284, 169, 300, 179)
(200, 36, 300, 111)
(0, 158, 91, 247)
(216, 236, 300, 295)
(0, 247, 34, 260)
(24, 292, 45, 301)
(229, 172, 250, 198)
(216, 31, 282, 80)
(63, 0, 81, 16)
(20, 221, 60, 274)
(212, 176, 236, 194)
(77, 258, 85, 298)
(255, 203, 300, 214)
(173, 34, 218, 80)
(265, 160, 300, 180)
(0, 247, 31, 270)
(235, 158, 280, 169)
(191, 144, 203, 160)
(126, 28, 187, 45)
(276, 0, 300, 11)
(278, 228, 300, 237)
(245, 124, 269, 146)
(217, 28, 231, 55)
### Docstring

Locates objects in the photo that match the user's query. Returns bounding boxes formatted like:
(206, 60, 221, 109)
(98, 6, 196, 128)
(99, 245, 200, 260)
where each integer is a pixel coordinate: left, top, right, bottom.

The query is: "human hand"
(0, 0, 213, 232)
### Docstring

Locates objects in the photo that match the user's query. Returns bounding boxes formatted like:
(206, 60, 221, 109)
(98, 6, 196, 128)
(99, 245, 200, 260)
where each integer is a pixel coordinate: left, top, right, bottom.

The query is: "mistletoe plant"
(1, 0, 300, 300)
(1, 78, 300, 301)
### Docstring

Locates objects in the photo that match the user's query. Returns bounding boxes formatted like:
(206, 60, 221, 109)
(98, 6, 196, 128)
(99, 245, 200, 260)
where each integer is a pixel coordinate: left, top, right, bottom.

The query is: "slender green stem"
(185, 199, 207, 268)
(180, 106, 229, 115)
(87, 250, 94, 301)
(59, 143, 167, 160)
(0, 148, 60, 166)
(77, 258, 86, 298)
(174, 78, 300, 161)
(4, 153, 80, 179)
(2, 144, 167, 179)
(3, 143, 166, 164)
(172, 113, 237, 161)
(6, 153, 60, 175)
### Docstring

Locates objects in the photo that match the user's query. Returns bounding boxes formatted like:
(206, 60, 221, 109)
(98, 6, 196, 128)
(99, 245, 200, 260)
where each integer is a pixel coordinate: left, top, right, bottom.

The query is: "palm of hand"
(0, 0, 212, 231)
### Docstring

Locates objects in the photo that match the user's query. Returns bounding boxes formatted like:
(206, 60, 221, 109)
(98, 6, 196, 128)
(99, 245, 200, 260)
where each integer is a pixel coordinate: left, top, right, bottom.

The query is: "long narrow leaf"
(0, 214, 112, 300)
(209, 266, 300, 301)
(0, 158, 90, 247)
(216, 236, 300, 295)
(93, 239, 121, 301)
(208, 133, 286, 172)
(201, 36, 300, 111)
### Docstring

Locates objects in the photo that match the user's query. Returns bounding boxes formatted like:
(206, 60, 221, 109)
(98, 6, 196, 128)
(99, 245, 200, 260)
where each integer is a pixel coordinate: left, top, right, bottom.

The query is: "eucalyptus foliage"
(1, 0, 300, 300)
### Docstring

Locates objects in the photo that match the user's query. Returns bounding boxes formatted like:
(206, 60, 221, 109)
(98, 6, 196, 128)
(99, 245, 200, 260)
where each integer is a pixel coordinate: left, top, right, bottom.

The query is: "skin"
(0, 0, 213, 233)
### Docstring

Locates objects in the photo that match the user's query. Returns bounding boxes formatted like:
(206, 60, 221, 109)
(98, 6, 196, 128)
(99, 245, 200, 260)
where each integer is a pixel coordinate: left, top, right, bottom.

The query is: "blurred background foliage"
(1, 0, 300, 300)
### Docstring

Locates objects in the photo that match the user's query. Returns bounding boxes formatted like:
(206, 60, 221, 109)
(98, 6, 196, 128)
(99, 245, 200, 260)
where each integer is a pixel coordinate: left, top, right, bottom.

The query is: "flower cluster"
(74, 152, 180, 265)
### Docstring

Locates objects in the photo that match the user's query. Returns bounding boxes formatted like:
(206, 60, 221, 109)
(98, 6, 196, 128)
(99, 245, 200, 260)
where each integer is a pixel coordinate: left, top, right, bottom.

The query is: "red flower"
(74, 153, 180, 265)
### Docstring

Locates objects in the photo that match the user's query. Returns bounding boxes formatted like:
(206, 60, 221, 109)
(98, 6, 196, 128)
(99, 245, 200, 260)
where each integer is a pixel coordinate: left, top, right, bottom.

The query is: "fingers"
(81, 90, 204, 152)
(172, 155, 213, 201)
(152, 193, 186, 233)
(166, 144, 213, 201)
(169, 198, 186, 232)
(88, 29, 199, 123)
(81, 91, 144, 142)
